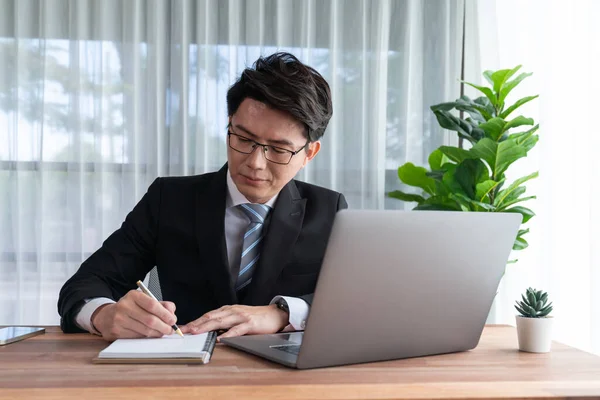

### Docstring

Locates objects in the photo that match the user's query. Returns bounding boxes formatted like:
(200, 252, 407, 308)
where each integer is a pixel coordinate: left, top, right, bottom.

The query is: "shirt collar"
(226, 169, 279, 209)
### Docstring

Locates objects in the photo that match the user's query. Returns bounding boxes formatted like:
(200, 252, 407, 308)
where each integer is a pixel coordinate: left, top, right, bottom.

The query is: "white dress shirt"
(75, 170, 310, 334)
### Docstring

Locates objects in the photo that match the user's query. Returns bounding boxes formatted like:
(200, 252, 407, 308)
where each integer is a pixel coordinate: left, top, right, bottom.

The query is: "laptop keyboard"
(271, 344, 301, 356)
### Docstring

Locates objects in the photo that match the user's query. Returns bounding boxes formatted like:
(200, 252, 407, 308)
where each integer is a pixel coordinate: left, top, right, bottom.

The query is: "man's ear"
(302, 141, 321, 167)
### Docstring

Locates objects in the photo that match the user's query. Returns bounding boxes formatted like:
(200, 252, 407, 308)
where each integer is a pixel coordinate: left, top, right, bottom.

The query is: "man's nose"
(246, 145, 268, 168)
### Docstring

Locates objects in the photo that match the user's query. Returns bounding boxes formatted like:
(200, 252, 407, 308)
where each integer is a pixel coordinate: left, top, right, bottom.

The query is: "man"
(57, 52, 348, 341)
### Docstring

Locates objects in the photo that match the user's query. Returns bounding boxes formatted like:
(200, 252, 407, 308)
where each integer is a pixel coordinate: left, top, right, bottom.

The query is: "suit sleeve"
(337, 193, 348, 211)
(57, 178, 163, 333)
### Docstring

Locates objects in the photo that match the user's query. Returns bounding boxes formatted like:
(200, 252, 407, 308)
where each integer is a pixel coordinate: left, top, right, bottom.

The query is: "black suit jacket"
(57, 164, 348, 333)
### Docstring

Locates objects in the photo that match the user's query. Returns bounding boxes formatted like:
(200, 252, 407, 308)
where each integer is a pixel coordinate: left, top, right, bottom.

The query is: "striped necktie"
(236, 203, 271, 292)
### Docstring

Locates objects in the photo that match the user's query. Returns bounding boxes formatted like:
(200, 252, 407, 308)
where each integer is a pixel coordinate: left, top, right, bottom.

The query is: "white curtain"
(0, 0, 464, 325)
(467, 0, 600, 355)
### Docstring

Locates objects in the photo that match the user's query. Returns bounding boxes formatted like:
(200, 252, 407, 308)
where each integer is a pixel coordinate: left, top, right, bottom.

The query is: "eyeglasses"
(227, 128, 309, 165)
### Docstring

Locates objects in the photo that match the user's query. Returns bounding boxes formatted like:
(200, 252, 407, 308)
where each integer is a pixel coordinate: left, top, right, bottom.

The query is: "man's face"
(227, 98, 321, 204)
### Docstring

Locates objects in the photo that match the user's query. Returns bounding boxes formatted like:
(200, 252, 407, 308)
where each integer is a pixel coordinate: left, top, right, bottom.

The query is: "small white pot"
(515, 315, 554, 353)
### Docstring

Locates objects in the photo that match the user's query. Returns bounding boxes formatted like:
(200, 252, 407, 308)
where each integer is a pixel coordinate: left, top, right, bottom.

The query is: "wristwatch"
(275, 298, 290, 315)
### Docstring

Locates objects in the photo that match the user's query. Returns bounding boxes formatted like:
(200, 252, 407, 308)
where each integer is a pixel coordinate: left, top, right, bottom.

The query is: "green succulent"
(514, 287, 553, 318)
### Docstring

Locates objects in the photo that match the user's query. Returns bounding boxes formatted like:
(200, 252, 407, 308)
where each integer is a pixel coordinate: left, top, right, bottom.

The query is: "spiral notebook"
(93, 331, 217, 364)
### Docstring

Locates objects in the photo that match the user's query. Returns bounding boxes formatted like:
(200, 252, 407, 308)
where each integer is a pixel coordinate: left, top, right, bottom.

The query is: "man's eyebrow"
(234, 124, 295, 147)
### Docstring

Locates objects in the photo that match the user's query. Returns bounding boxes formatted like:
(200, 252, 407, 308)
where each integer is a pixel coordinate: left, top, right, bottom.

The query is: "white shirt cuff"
(75, 297, 116, 335)
(270, 296, 310, 331)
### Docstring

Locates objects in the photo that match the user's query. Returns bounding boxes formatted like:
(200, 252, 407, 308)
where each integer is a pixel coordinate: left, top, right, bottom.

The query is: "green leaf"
(427, 170, 445, 181)
(495, 139, 528, 178)
(413, 196, 461, 211)
(499, 72, 533, 105)
(479, 117, 506, 141)
(489, 65, 522, 94)
(540, 303, 553, 313)
(504, 206, 535, 223)
(473, 96, 496, 120)
(464, 118, 486, 141)
(494, 172, 539, 207)
(470, 138, 527, 179)
(450, 193, 496, 211)
(525, 304, 536, 316)
(431, 98, 487, 123)
(507, 259, 518, 264)
(483, 70, 495, 86)
(514, 229, 531, 251)
(520, 134, 539, 153)
(470, 138, 498, 172)
(539, 307, 553, 317)
(442, 164, 468, 198)
(504, 115, 535, 132)
(513, 235, 529, 250)
(515, 304, 528, 316)
(527, 290, 537, 305)
(433, 180, 451, 196)
(511, 125, 540, 154)
(438, 146, 474, 164)
(463, 81, 497, 108)
(433, 110, 485, 144)
(454, 159, 489, 199)
(428, 149, 444, 171)
(510, 124, 539, 144)
(455, 95, 495, 121)
(398, 163, 437, 195)
(500, 95, 539, 119)
(495, 186, 526, 207)
(387, 190, 426, 203)
(476, 180, 501, 203)
(448, 193, 475, 211)
(518, 228, 530, 237)
(499, 195, 536, 211)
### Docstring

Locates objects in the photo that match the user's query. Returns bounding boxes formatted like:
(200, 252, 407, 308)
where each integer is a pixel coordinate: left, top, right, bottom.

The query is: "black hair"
(226, 52, 332, 142)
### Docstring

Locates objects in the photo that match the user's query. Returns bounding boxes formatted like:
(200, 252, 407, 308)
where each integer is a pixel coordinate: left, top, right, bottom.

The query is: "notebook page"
(99, 333, 210, 358)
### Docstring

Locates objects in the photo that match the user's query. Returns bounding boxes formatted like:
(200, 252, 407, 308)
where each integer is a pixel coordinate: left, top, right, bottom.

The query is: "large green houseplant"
(389, 66, 539, 255)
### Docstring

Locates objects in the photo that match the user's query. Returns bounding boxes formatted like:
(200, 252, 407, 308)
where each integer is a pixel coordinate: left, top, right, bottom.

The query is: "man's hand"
(179, 304, 289, 340)
(91, 290, 177, 341)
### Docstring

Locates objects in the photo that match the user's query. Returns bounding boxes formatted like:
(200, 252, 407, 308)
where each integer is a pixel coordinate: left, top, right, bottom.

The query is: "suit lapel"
(195, 165, 236, 307)
(244, 180, 306, 305)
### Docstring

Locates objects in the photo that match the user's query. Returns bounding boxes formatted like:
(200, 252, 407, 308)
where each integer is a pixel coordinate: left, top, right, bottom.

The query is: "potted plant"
(388, 65, 539, 257)
(514, 287, 554, 352)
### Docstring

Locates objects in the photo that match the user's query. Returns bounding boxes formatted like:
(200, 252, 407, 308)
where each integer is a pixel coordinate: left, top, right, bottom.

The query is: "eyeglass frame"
(226, 124, 310, 165)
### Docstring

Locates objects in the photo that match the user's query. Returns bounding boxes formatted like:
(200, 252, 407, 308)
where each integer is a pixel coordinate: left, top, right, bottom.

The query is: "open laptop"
(221, 210, 522, 369)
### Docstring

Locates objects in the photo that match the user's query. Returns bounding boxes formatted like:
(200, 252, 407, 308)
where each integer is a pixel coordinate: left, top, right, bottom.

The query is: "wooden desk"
(1, 325, 600, 400)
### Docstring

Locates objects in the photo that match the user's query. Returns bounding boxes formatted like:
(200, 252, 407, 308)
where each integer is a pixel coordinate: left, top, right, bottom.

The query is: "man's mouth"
(240, 174, 267, 184)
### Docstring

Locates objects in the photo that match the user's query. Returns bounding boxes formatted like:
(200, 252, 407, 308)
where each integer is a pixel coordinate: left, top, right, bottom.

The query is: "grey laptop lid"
(294, 210, 521, 369)
(222, 210, 521, 369)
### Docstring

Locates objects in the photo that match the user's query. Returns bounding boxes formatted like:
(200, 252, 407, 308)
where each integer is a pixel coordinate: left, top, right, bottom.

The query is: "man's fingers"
(218, 323, 252, 340)
(103, 326, 144, 341)
(123, 315, 166, 338)
(125, 301, 174, 336)
(189, 314, 242, 334)
(187, 309, 247, 334)
(131, 291, 177, 326)
(179, 324, 192, 334)
(159, 301, 176, 314)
